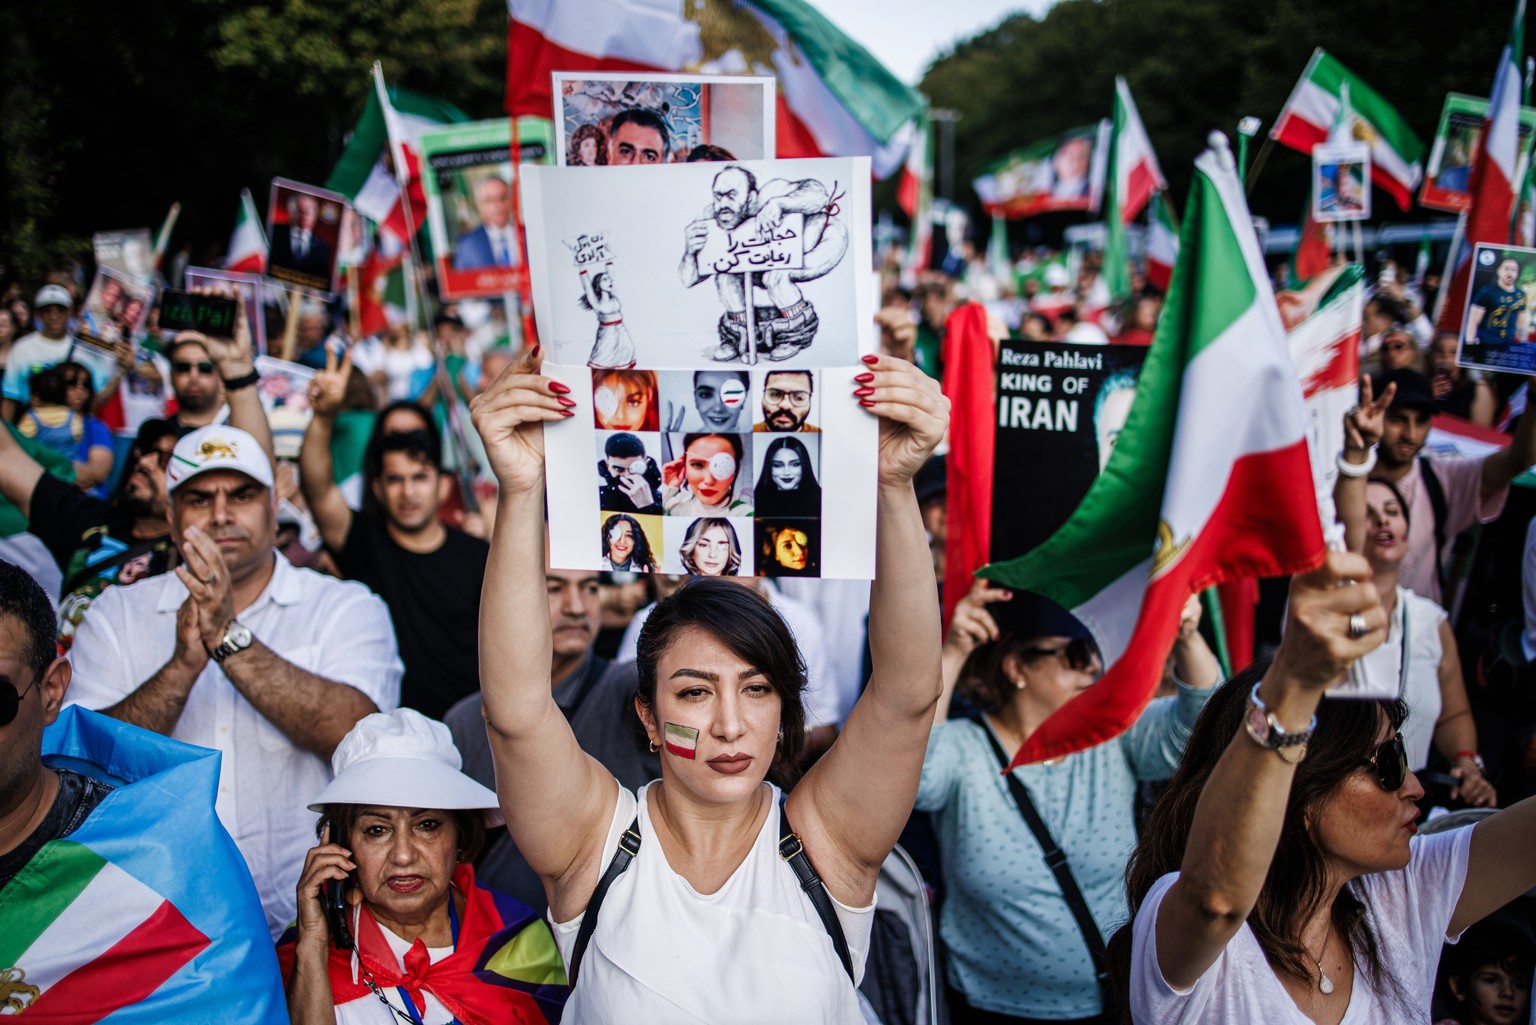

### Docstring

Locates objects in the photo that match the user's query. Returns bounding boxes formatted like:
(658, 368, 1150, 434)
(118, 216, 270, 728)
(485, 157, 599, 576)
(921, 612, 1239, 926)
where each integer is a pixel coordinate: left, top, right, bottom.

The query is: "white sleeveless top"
(550, 782, 875, 1023)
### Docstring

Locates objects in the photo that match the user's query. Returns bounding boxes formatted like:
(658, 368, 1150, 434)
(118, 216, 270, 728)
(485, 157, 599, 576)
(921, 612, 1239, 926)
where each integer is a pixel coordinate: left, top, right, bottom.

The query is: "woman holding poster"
(469, 349, 946, 1021)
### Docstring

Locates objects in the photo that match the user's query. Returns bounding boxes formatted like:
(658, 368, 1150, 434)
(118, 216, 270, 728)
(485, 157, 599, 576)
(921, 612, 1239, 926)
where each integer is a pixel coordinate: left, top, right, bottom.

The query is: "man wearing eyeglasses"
(166, 336, 227, 432)
(753, 370, 819, 433)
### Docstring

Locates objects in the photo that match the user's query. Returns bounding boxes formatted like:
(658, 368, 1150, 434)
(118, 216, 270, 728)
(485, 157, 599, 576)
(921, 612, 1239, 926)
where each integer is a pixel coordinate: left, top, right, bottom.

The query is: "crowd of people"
(3, 221, 1536, 1025)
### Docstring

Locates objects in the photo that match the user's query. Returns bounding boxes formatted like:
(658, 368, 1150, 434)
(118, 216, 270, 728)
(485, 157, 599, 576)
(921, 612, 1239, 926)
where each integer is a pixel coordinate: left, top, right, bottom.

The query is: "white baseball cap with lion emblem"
(167, 425, 274, 493)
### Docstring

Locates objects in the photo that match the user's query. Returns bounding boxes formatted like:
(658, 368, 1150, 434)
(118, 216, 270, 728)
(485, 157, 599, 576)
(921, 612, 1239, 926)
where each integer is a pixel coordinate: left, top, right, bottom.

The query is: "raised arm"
(0, 422, 47, 519)
(1334, 375, 1394, 553)
(299, 346, 356, 552)
(469, 349, 618, 919)
(1155, 551, 1385, 989)
(934, 578, 1011, 725)
(792, 355, 949, 898)
(1481, 374, 1536, 498)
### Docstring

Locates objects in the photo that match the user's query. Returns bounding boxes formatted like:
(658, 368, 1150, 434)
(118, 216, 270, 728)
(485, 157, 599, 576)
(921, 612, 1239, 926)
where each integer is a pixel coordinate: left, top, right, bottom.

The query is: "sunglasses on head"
(172, 360, 216, 375)
(0, 671, 43, 728)
(1020, 637, 1098, 672)
(1361, 732, 1409, 791)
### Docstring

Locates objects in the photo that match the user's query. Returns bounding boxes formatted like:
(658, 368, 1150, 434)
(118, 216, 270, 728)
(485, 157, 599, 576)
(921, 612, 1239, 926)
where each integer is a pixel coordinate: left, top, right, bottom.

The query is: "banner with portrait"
(972, 122, 1111, 219)
(77, 267, 154, 352)
(420, 117, 554, 301)
(264, 178, 350, 298)
(1312, 142, 1371, 223)
(526, 157, 879, 580)
(989, 340, 1149, 563)
(92, 229, 156, 285)
(552, 72, 775, 166)
(1459, 243, 1536, 375)
(1420, 93, 1536, 213)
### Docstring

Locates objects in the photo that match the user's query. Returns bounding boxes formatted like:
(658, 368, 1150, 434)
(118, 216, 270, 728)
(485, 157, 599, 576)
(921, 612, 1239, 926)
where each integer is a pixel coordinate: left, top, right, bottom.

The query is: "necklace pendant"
(1318, 971, 1335, 995)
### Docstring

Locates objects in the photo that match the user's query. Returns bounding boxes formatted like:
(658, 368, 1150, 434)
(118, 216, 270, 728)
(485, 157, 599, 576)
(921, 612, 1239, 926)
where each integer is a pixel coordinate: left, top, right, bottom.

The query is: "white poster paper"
(527, 158, 878, 579)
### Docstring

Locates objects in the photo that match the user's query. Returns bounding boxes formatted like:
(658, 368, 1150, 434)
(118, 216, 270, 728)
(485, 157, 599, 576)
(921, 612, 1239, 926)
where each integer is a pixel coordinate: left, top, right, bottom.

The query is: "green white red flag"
(1104, 76, 1167, 298)
(224, 189, 267, 274)
(1440, 0, 1527, 332)
(980, 134, 1326, 767)
(504, 0, 923, 178)
(898, 112, 934, 276)
(1271, 48, 1424, 210)
(1144, 192, 1179, 292)
(326, 68, 467, 243)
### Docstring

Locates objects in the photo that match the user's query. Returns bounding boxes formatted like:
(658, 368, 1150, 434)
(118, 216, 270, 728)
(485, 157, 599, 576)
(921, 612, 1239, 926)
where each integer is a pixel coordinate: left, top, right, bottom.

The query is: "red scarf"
(278, 864, 564, 1024)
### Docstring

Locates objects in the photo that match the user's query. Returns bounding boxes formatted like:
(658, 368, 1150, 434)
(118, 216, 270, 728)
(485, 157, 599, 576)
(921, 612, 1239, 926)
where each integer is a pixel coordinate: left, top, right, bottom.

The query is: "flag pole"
(374, 60, 481, 514)
(1243, 136, 1275, 195)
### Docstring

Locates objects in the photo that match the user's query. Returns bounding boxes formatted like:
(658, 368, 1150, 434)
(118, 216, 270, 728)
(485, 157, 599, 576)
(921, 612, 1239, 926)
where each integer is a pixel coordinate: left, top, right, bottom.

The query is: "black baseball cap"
(1375, 368, 1437, 415)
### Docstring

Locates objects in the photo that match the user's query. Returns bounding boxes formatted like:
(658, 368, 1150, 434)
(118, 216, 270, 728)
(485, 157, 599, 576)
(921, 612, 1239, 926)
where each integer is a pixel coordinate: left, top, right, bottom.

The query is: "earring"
(649, 738, 660, 754)
(1011, 676, 1025, 690)
(776, 726, 785, 745)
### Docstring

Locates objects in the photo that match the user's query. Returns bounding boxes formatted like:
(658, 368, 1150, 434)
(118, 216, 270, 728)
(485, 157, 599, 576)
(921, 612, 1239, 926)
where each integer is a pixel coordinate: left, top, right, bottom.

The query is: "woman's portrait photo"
(756, 519, 820, 578)
(754, 435, 821, 518)
(661, 432, 752, 517)
(672, 516, 746, 577)
(600, 512, 660, 572)
(592, 368, 659, 431)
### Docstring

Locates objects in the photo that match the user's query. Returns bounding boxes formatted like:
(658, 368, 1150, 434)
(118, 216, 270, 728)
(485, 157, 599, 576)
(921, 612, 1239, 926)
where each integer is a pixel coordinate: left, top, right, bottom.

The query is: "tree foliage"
(0, 0, 508, 280)
(920, 0, 1507, 230)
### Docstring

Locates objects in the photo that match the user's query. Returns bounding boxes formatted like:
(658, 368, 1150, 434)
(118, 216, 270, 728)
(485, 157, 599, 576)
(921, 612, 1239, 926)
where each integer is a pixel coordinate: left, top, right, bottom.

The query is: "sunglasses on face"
(172, 361, 216, 375)
(132, 444, 175, 469)
(0, 671, 43, 728)
(1361, 732, 1409, 791)
(1020, 637, 1098, 672)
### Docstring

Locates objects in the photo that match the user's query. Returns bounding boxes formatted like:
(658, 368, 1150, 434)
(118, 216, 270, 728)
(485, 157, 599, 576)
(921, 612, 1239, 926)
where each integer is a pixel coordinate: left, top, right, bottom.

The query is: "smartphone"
(158, 289, 241, 335)
(322, 877, 354, 951)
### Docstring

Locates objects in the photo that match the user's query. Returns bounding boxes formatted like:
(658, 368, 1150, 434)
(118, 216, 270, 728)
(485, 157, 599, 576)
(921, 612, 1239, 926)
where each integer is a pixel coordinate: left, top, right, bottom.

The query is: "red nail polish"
(560, 408, 575, 417)
(854, 372, 874, 383)
(549, 380, 571, 394)
(859, 399, 875, 408)
(861, 354, 879, 365)
(853, 386, 875, 397)
(530, 343, 541, 359)
(558, 396, 577, 407)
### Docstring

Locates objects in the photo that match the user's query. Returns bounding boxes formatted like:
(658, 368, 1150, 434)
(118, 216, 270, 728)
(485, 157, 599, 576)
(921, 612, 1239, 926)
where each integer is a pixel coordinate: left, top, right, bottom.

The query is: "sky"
(809, 0, 1054, 86)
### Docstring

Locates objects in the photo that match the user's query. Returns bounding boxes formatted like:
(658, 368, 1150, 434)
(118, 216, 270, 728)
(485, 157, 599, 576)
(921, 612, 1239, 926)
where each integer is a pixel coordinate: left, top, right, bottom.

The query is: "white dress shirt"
(66, 553, 403, 937)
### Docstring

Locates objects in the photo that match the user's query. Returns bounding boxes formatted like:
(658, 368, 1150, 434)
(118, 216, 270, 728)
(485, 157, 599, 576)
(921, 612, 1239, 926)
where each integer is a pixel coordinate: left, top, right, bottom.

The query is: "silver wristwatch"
(1244, 682, 1315, 763)
(212, 620, 254, 662)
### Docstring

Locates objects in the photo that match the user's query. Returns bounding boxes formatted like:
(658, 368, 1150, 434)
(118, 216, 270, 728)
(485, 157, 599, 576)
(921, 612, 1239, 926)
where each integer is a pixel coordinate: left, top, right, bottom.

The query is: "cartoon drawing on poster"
(553, 73, 775, 166)
(1459, 243, 1536, 375)
(565, 231, 637, 368)
(680, 166, 848, 364)
(521, 158, 872, 371)
(527, 158, 877, 580)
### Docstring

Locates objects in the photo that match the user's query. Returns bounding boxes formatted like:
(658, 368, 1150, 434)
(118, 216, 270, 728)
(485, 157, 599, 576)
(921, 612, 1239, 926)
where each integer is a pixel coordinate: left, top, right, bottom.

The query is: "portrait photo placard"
(420, 117, 553, 302)
(265, 178, 350, 297)
(1312, 142, 1371, 223)
(78, 267, 155, 352)
(990, 340, 1149, 564)
(1459, 243, 1536, 375)
(552, 73, 775, 167)
(1420, 93, 1536, 213)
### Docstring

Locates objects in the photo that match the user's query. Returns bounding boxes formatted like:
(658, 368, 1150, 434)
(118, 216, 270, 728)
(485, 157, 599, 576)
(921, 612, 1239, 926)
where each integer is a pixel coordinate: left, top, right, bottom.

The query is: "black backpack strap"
(567, 815, 641, 990)
(1418, 455, 1450, 593)
(971, 716, 1111, 1005)
(777, 792, 856, 984)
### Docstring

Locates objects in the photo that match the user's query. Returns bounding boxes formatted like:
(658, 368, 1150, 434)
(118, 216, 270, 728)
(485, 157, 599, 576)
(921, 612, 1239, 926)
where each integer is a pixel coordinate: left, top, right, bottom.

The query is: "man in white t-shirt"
(2, 285, 106, 419)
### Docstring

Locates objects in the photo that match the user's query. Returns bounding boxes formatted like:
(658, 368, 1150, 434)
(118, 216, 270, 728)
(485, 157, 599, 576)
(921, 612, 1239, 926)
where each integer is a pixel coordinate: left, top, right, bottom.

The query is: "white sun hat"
(308, 709, 501, 823)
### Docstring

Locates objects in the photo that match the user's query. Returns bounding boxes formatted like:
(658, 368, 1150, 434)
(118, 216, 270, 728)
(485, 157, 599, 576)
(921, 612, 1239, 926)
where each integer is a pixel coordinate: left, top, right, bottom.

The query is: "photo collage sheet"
(525, 74, 878, 580)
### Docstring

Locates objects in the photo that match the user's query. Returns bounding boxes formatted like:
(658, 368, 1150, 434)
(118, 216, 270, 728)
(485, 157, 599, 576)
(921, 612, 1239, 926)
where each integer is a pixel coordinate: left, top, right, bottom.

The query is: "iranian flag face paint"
(663, 722, 699, 759)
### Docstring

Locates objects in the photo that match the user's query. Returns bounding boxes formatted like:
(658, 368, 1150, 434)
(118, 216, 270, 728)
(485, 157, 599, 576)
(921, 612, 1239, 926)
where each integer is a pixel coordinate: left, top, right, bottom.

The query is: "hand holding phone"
(322, 877, 354, 951)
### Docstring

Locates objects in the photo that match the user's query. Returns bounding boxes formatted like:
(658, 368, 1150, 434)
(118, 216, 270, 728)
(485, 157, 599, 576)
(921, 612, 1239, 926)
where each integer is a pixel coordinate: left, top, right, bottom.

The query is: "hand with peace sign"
(1344, 373, 1397, 455)
(308, 344, 352, 420)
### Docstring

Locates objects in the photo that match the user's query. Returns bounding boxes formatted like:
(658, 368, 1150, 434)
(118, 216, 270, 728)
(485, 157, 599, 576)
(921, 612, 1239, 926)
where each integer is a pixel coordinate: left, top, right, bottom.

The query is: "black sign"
(158, 290, 241, 336)
(989, 340, 1149, 563)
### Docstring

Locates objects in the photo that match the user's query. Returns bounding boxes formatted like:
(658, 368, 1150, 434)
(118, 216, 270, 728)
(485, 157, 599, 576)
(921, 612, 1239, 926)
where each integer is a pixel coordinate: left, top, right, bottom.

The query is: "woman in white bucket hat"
(277, 709, 567, 1024)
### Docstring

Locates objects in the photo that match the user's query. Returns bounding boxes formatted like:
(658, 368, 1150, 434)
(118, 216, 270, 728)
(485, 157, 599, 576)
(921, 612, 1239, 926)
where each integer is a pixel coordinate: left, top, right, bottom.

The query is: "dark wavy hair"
(1107, 660, 1410, 1020)
(634, 577, 806, 787)
(0, 560, 59, 679)
(569, 123, 608, 166)
(601, 513, 657, 572)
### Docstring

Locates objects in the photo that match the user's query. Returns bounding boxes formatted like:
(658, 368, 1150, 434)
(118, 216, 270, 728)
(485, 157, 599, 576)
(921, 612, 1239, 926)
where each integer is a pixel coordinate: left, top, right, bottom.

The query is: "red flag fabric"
(940, 302, 996, 629)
